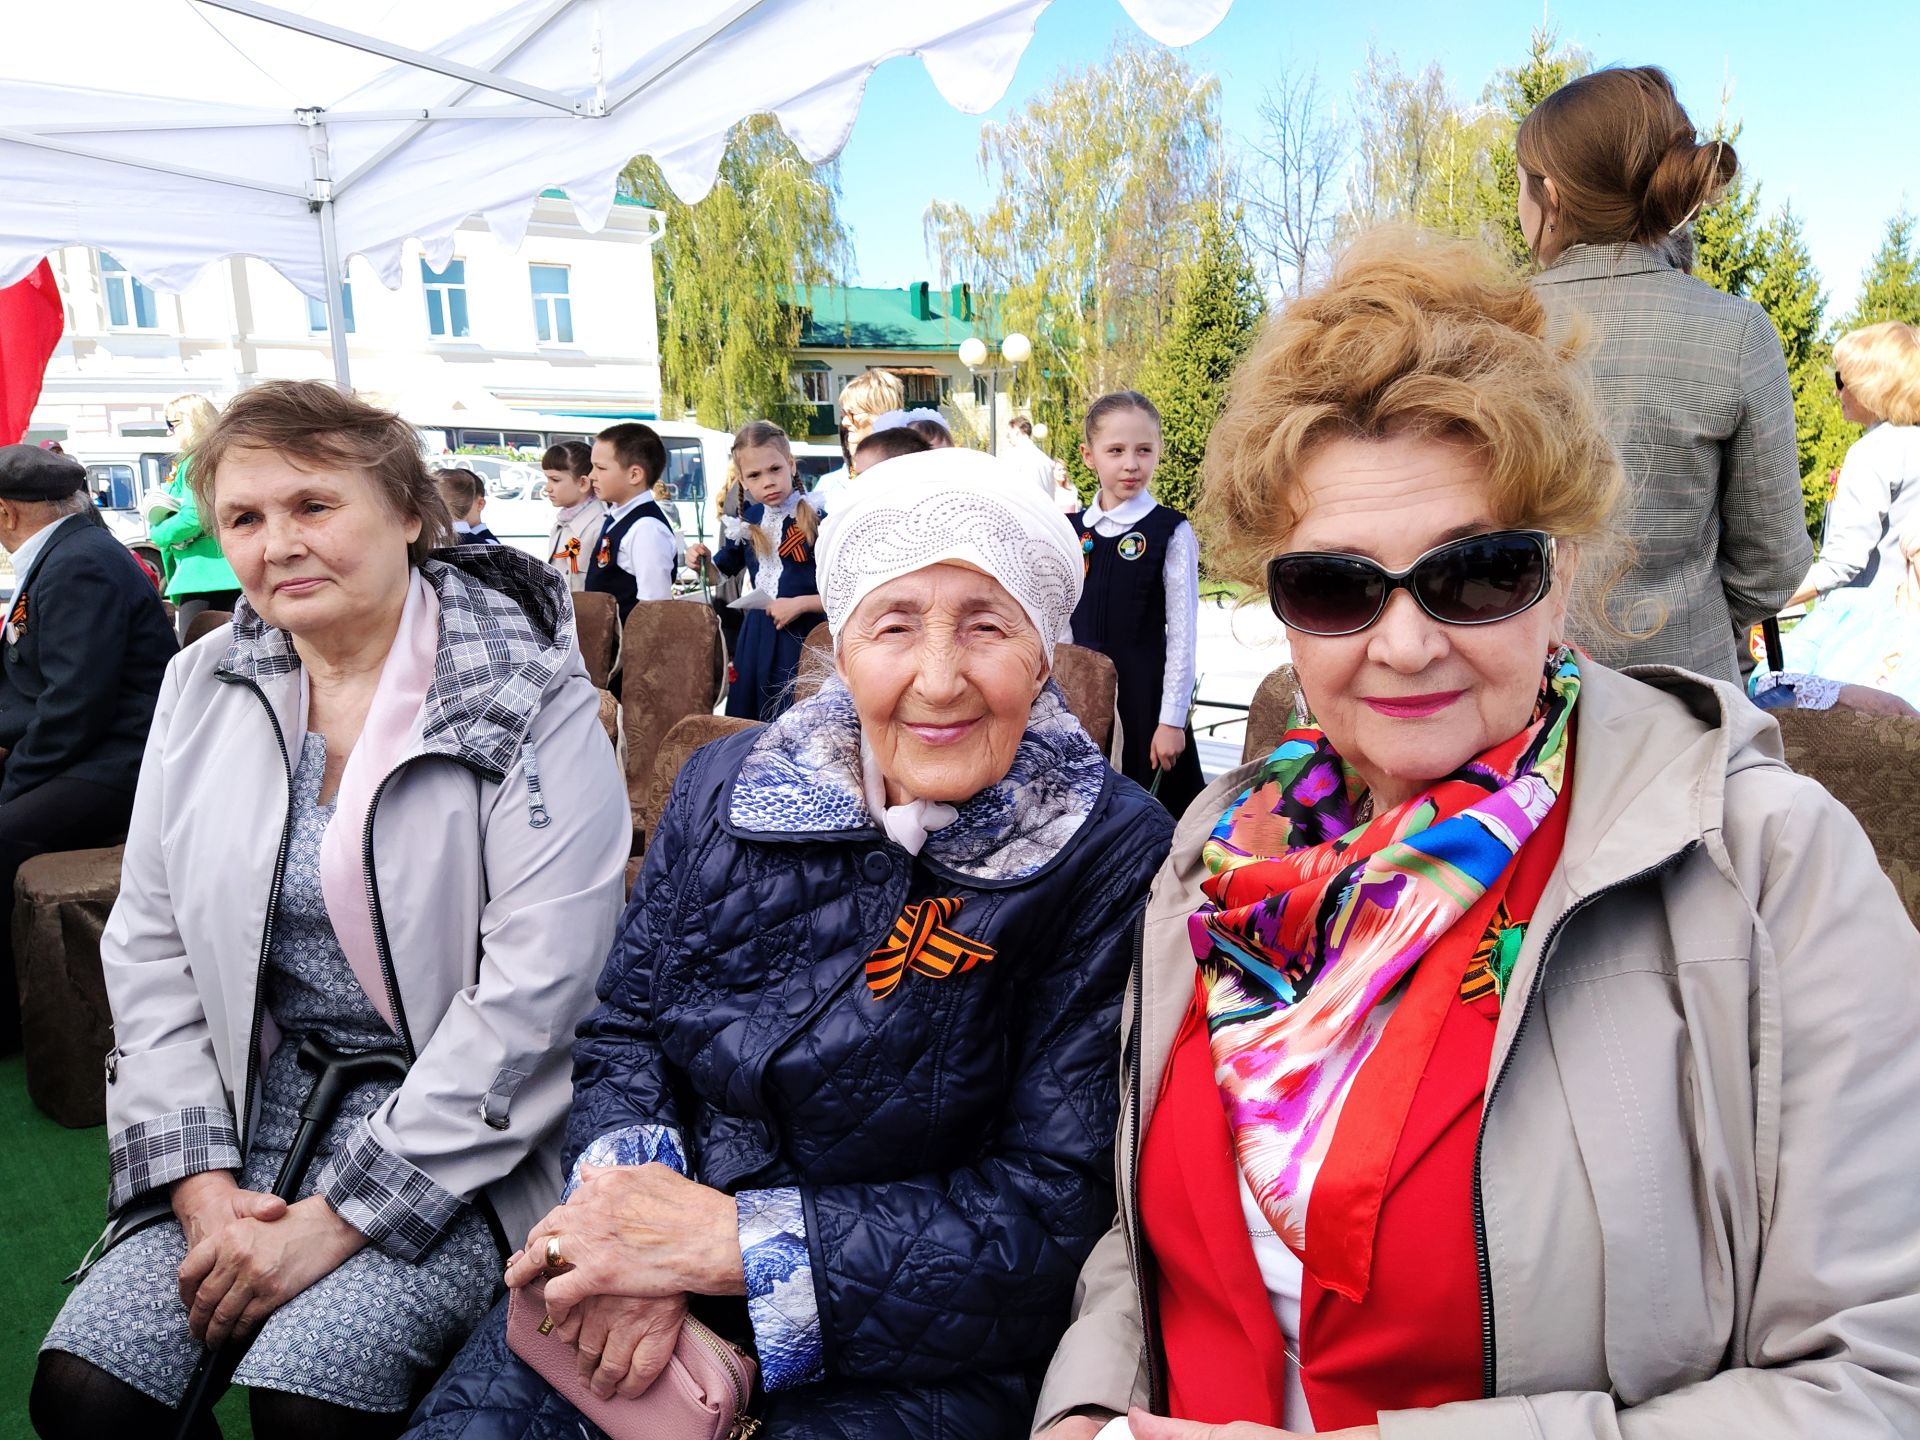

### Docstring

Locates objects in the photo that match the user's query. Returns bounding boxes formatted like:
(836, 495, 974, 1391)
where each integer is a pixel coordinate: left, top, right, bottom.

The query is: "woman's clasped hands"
(505, 1162, 746, 1403)
(171, 1169, 368, 1348)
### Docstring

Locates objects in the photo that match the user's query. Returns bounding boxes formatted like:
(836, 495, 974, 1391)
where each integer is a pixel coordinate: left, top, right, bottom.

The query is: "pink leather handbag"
(505, 1279, 759, 1440)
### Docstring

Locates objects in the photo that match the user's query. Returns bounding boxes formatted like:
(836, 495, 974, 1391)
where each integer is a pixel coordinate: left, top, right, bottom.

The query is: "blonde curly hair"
(1198, 229, 1627, 603)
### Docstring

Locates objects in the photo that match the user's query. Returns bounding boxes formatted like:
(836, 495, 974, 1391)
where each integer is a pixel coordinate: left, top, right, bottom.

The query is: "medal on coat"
(4, 592, 26, 643)
(1080, 534, 1095, 574)
(1117, 531, 1148, 561)
(595, 536, 611, 569)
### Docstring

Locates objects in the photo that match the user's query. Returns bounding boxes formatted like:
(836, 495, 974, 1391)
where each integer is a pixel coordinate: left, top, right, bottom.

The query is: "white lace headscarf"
(816, 448, 1084, 659)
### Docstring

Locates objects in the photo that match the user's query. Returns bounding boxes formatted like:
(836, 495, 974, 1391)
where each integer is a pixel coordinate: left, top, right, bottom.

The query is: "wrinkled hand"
(548, 1291, 688, 1401)
(767, 596, 816, 630)
(1836, 683, 1920, 717)
(1127, 1412, 1377, 1440)
(687, 542, 712, 568)
(507, 1163, 745, 1318)
(176, 1194, 367, 1347)
(1149, 724, 1187, 772)
(170, 1170, 287, 1251)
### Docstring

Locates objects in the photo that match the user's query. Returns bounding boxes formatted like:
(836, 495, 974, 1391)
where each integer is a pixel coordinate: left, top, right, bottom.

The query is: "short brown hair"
(596, 422, 667, 486)
(1516, 66, 1736, 255)
(853, 427, 932, 471)
(1835, 321, 1920, 427)
(435, 466, 483, 516)
(189, 380, 452, 566)
(1199, 228, 1624, 590)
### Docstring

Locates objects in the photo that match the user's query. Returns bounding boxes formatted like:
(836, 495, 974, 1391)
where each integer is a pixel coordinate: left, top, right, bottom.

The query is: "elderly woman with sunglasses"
(1034, 233, 1920, 1440)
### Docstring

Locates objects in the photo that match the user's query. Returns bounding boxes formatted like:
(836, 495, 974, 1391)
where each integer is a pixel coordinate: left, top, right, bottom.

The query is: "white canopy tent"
(0, 0, 1233, 389)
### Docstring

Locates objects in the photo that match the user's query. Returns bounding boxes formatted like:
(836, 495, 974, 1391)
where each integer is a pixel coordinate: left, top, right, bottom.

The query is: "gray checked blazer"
(1533, 242, 1811, 684)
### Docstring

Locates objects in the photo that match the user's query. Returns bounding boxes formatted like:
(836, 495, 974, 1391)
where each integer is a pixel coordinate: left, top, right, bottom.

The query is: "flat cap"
(0, 444, 86, 500)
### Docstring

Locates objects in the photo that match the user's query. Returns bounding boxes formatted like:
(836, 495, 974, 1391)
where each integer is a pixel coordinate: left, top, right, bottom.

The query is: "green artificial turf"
(1, 1055, 249, 1437)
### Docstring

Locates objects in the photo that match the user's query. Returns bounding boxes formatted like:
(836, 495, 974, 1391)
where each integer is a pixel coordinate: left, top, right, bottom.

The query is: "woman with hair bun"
(1516, 65, 1810, 685)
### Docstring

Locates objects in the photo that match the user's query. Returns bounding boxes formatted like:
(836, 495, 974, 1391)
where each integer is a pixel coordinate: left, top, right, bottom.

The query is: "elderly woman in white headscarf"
(407, 451, 1177, 1440)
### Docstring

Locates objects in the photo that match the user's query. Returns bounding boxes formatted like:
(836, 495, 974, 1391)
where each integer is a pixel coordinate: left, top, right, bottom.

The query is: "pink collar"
(316, 570, 440, 1031)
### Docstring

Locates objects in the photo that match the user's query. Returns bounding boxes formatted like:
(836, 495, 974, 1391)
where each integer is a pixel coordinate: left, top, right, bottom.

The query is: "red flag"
(0, 260, 65, 445)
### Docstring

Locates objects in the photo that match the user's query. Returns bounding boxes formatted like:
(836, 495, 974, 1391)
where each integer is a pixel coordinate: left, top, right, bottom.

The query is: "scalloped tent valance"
(0, 0, 1234, 385)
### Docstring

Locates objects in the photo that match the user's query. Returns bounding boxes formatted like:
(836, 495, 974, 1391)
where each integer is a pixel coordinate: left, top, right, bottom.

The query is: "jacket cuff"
(317, 1118, 467, 1262)
(1378, 1395, 1543, 1440)
(564, 1122, 687, 1199)
(736, 1187, 825, 1391)
(108, 1105, 242, 1212)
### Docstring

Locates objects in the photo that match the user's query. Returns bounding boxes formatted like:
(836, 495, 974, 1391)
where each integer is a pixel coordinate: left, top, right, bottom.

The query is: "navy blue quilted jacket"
(407, 680, 1173, 1439)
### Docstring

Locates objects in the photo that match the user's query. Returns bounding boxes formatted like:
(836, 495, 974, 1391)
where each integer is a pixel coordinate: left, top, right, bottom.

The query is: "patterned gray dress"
(43, 734, 500, 1411)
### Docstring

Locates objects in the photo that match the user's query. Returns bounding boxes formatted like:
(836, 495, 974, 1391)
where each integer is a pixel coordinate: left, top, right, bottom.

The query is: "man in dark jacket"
(0, 444, 175, 1048)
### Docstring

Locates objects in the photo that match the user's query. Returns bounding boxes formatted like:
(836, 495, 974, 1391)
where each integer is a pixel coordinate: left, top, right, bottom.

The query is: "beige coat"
(546, 496, 607, 592)
(1035, 662, 1920, 1438)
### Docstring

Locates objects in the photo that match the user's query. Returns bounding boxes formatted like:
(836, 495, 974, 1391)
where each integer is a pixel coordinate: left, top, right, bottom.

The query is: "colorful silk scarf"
(1190, 647, 1579, 1279)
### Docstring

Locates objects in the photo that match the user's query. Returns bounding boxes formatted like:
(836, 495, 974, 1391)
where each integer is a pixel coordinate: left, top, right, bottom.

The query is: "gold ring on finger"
(544, 1234, 568, 1272)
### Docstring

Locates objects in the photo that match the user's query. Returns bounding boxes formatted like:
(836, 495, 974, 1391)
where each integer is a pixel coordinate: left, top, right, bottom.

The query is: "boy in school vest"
(585, 422, 677, 625)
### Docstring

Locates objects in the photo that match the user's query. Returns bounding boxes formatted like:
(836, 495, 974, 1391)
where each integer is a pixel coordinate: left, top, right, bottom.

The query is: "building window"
(422, 258, 471, 339)
(972, 373, 991, 407)
(895, 372, 943, 407)
(306, 282, 356, 334)
(530, 263, 573, 343)
(100, 253, 159, 330)
(793, 369, 832, 403)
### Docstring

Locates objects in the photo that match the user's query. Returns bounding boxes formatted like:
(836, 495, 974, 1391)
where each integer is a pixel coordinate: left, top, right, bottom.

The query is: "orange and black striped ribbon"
(778, 525, 810, 563)
(866, 896, 995, 999)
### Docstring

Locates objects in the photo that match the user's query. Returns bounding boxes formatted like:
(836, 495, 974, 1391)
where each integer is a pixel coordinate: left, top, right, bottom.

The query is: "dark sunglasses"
(1266, 530, 1556, 637)
(1835, 368, 1847, 393)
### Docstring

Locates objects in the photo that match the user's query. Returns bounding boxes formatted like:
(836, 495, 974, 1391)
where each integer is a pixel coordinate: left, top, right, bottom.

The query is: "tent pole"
(303, 113, 351, 391)
(316, 194, 351, 391)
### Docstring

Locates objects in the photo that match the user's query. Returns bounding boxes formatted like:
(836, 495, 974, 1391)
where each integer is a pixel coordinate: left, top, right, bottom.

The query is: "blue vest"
(584, 499, 673, 621)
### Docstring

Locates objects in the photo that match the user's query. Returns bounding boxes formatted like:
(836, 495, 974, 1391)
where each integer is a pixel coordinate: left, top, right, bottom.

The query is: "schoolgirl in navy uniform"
(1071, 390, 1205, 816)
(688, 421, 825, 721)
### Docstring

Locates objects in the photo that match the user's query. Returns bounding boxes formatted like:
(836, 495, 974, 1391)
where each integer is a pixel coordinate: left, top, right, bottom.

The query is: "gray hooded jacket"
(92, 548, 629, 1266)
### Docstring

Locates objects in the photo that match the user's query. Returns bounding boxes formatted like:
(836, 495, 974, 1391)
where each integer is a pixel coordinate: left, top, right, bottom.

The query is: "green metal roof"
(537, 187, 655, 211)
(793, 283, 987, 352)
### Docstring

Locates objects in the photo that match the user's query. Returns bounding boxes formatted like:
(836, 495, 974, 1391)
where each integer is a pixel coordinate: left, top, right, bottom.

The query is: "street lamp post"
(959, 331, 1032, 455)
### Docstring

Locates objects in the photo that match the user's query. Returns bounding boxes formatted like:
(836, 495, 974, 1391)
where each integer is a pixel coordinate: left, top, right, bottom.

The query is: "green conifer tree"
(1845, 210, 1920, 327)
(1483, 25, 1590, 267)
(1751, 206, 1850, 531)
(1135, 204, 1265, 520)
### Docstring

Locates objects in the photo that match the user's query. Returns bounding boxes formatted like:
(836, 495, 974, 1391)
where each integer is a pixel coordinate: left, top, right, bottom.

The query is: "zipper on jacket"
(520, 738, 551, 829)
(1122, 916, 1163, 1411)
(362, 769, 419, 1062)
(1472, 843, 1696, 1397)
(226, 675, 298, 1152)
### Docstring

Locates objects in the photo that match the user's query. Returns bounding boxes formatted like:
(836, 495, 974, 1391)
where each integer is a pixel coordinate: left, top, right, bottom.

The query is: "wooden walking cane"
(171, 1037, 410, 1439)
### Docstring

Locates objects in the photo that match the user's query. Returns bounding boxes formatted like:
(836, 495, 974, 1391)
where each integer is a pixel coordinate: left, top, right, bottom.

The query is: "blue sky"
(833, 0, 1918, 319)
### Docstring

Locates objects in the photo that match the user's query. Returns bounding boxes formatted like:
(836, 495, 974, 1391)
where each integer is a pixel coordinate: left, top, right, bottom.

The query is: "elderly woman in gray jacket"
(33, 381, 630, 1439)
(1515, 66, 1811, 685)
(1035, 234, 1920, 1440)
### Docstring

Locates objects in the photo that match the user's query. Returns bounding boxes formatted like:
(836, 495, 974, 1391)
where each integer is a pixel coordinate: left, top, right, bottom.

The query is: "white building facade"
(27, 191, 665, 444)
